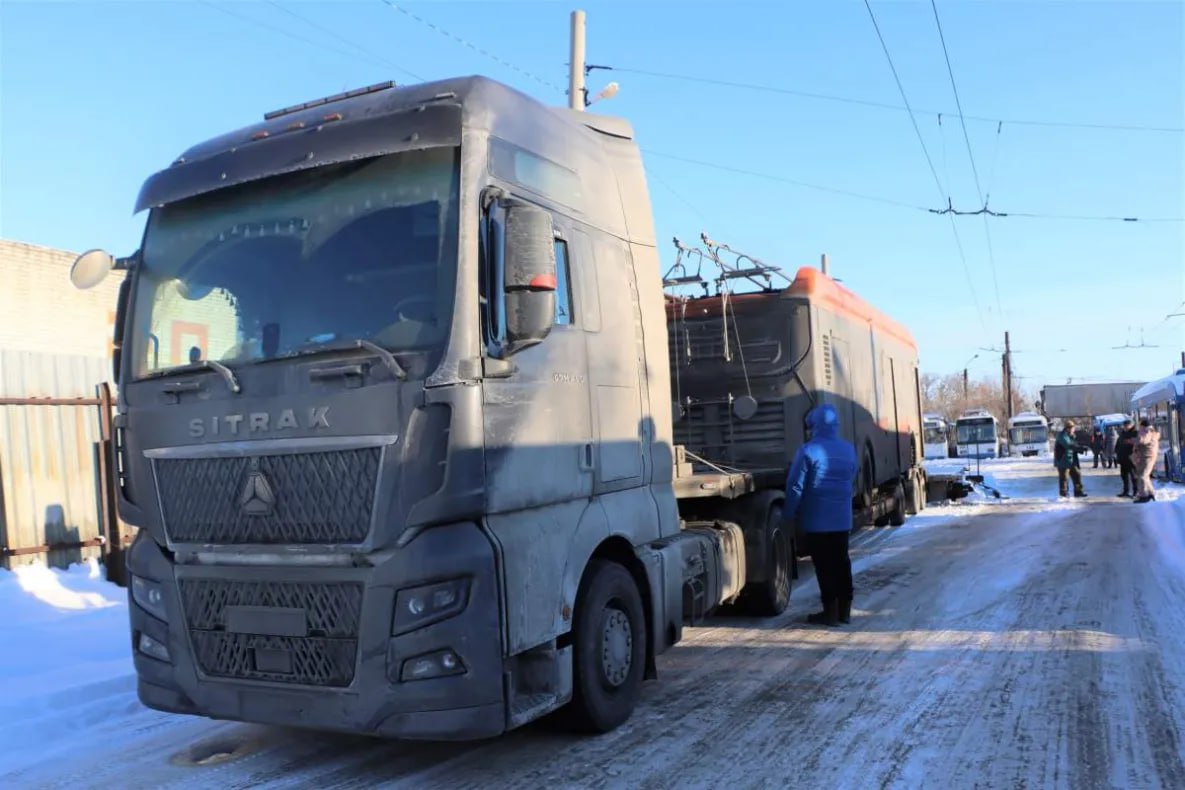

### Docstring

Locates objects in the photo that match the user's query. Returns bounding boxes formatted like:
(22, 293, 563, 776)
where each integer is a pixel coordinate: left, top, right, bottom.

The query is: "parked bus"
(1007, 412, 1049, 457)
(923, 414, 950, 459)
(955, 409, 1000, 459)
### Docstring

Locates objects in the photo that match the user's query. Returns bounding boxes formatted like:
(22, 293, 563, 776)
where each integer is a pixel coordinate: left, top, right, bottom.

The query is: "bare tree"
(922, 371, 1032, 427)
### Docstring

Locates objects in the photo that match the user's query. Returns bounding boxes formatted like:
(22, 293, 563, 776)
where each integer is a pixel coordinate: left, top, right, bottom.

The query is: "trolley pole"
(568, 10, 586, 111)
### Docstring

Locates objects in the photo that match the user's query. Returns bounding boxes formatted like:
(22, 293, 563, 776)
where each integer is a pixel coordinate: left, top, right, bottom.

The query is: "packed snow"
(2, 456, 1183, 788)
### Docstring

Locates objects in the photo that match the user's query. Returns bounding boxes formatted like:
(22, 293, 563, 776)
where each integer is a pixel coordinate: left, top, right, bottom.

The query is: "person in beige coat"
(1132, 419, 1161, 503)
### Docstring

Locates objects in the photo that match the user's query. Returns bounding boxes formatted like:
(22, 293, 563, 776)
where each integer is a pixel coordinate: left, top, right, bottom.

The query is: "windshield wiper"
(283, 338, 408, 381)
(144, 359, 242, 394)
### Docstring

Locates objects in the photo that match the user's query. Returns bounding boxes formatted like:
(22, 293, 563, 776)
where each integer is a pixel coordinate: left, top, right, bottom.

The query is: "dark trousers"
(807, 531, 853, 605)
(1118, 457, 1135, 494)
(1057, 465, 1084, 496)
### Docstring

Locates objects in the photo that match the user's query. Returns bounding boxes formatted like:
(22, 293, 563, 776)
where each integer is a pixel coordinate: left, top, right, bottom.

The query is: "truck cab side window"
(554, 238, 573, 326)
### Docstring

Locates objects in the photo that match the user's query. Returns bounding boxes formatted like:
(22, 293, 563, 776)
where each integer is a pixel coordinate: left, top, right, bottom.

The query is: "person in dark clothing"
(1091, 428, 1106, 468)
(1054, 420, 1087, 498)
(1115, 419, 1138, 498)
(783, 404, 858, 627)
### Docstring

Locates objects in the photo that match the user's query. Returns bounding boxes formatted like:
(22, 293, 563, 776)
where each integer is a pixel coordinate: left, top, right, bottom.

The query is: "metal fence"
(0, 349, 129, 581)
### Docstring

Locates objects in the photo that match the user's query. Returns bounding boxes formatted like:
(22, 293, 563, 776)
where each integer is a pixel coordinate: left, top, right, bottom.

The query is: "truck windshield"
(957, 420, 996, 444)
(130, 147, 459, 379)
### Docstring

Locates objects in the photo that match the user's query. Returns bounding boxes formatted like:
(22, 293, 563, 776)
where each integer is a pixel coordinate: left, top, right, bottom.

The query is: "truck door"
(584, 235, 644, 492)
(482, 212, 594, 512)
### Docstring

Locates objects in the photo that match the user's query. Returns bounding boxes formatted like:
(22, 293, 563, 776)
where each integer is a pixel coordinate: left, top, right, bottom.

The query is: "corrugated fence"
(0, 349, 112, 569)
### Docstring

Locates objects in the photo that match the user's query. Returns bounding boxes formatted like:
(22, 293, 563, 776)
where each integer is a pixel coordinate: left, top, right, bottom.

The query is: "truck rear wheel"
(889, 483, 907, 526)
(856, 450, 875, 509)
(905, 470, 925, 515)
(742, 507, 792, 617)
(566, 560, 646, 734)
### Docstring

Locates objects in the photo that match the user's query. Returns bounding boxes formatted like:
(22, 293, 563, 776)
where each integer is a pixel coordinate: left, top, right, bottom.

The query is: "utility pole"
(963, 368, 969, 400)
(568, 10, 586, 111)
(1003, 331, 1013, 423)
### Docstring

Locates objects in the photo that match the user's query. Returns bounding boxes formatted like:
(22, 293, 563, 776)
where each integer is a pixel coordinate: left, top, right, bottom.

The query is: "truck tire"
(742, 507, 792, 617)
(856, 450, 875, 509)
(905, 470, 925, 515)
(889, 483, 907, 526)
(566, 560, 647, 734)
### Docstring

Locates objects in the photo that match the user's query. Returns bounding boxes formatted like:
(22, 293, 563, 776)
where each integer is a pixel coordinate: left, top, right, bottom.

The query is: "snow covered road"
(3, 458, 1184, 789)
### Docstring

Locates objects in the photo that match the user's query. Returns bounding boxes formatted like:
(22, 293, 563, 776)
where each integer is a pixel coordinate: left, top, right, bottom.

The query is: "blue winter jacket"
(782, 404, 858, 534)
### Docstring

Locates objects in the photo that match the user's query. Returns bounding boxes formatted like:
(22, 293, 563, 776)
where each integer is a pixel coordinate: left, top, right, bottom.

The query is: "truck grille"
(180, 579, 363, 687)
(153, 447, 381, 545)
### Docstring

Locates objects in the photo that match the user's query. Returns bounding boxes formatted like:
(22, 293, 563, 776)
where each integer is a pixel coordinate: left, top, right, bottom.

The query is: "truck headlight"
(400, 648, 466, 682)
(131, 575, 168, 622)
(137, 632, 171, 662)
(392, 578, 469, 635)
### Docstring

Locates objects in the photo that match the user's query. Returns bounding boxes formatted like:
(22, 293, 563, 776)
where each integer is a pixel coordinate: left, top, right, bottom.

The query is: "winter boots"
(807, 600, 840, 627)
(838, 599, 852, 624)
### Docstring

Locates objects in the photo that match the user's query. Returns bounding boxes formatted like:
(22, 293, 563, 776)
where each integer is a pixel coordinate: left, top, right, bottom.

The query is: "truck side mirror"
(70, 249, 115, 290)
(502, 204, 556, 355)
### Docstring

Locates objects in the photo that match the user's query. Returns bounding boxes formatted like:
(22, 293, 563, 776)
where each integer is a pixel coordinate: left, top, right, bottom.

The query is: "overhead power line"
(376, 1, 564, 93)
(265, 1, 424, 81)
(648, 151, 1183, 224)
(929, 202, 1183, 222)
(929, 0, 1003, 320)
(597, 66, 1185, 135)
(201, 0, 397, 72)
(642, 150, 931, 211)
(862, 0, 985, 331)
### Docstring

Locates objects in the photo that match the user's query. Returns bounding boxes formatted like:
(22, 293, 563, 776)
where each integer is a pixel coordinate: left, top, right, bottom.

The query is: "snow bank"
(0, 559, 131, 705)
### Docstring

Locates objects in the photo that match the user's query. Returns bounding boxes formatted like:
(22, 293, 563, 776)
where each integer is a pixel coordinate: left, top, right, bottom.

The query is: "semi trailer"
(69, 75, 923, 742)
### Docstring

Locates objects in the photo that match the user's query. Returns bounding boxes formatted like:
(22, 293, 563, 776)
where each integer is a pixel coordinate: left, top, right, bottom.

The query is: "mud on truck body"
(71, 76, 806, 741)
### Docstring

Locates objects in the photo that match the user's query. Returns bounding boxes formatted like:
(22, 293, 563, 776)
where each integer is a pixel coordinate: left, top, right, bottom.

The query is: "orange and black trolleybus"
(666, 262, 929, 535)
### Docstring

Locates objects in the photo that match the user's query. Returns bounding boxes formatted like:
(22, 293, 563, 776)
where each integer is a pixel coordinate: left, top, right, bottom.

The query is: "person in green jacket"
(1054, 420, 1088, 498)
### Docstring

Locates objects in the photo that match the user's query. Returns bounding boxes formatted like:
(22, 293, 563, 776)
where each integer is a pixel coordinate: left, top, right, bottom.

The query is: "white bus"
(955, 409, 1000, 459)
(1008, 412, 1049, 457)
(923, 413, 950, 459)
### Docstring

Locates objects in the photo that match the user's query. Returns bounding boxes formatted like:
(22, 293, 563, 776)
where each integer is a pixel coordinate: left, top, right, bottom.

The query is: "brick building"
(0, 239, 126, 370)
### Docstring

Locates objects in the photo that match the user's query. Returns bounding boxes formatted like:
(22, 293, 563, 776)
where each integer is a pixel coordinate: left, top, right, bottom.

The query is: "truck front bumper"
(127, 522, 506, 741)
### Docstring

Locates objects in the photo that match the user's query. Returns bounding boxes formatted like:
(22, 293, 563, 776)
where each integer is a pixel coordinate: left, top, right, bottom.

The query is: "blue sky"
(2, 0, 1182, 388)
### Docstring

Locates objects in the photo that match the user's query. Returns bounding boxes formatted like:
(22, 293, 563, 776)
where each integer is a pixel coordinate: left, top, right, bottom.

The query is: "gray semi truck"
(69, 76, 923, 741)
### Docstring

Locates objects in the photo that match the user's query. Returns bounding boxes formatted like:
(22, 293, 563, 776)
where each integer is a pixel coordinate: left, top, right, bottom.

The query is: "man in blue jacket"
(783, 403, 858, 627)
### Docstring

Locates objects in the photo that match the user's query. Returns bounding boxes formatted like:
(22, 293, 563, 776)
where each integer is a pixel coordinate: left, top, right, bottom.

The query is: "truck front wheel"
(566, 560, 646, 733)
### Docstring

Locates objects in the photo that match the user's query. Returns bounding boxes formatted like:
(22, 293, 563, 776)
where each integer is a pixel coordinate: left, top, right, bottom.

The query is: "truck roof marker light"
(286, 121, 306, 131)
(323, 112, 343, 123)
(251, 131, 270, 141)
(263, 80, 396, 120)
(528, 274, 557, 291)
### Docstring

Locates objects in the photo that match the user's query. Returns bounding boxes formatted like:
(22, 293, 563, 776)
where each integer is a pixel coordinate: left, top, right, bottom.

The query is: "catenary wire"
(201, 1, 394, 71)
(929, 0, 1004, 319)
(266, 1, 424, 80)
(377, 1, 564, 93)
(862, 0, 986, 331)
(598, 66, 1185, 135)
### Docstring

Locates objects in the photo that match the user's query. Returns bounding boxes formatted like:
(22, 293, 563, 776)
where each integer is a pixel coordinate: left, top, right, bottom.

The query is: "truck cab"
(71, 77, 776, 740)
